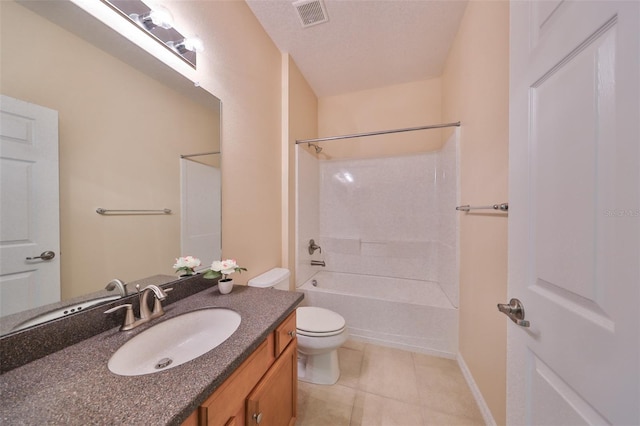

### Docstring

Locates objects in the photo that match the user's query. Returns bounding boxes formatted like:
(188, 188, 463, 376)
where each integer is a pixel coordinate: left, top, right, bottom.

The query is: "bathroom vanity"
(184, 310, 298, 425)
(0, 278, 302, 425)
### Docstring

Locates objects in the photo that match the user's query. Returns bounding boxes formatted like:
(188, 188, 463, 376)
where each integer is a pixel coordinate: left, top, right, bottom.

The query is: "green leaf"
(203, 269, 221, 280)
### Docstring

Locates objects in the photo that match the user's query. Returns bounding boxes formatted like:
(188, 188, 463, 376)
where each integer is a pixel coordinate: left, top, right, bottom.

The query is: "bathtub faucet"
(308, 239, 322, 255)
(311, 260, 326, 267)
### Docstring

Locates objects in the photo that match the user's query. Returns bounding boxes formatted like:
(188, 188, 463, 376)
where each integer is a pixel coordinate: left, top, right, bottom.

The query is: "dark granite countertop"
(0, 285, 303, 425)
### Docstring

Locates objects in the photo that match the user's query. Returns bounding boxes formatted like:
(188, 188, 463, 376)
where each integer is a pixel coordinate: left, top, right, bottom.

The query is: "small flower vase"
(179, 270, 194, 278)
(218, 278, 234, 294)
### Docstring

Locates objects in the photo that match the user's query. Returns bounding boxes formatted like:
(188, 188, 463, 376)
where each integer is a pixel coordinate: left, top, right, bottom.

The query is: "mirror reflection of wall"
(180, 155, 222, 267)
(0, 1, 221, 314)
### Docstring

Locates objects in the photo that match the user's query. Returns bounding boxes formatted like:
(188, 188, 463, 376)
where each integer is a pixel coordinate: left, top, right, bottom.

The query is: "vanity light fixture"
(102, 0, 203, 68)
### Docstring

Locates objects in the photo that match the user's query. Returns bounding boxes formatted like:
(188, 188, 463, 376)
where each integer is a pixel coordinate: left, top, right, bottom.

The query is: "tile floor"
(296, 340, 485, 426)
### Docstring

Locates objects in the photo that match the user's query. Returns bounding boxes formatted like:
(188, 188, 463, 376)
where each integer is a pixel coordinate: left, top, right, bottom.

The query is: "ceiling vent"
(293, 0, 329, 28)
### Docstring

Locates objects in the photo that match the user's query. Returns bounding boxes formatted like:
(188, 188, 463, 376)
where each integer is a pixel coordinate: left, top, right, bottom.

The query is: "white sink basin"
(108, 308, 241, 376)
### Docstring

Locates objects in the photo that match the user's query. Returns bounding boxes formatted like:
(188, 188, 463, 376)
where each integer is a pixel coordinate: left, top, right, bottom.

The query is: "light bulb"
(169, 37, 205, 54)
(183, 37, 204, 53)
(129, 7, 174, 30)
(148, 8, 174, 29)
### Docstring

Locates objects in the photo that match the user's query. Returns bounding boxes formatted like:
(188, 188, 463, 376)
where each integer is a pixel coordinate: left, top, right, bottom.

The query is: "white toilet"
(248, 268, 348, 385)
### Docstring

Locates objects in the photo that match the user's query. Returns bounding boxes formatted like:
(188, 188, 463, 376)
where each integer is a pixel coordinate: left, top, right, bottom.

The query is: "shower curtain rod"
(180, 151, 220, 159)
(295, 121, 461, 144)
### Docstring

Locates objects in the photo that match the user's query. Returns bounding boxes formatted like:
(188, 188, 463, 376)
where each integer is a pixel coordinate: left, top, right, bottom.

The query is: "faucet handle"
(308, 239, 322, 255)
(104, 304, 136, 331)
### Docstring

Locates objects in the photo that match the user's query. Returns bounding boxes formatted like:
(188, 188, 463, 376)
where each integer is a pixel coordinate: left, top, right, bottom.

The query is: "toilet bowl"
(247, 269, 348, 385)
(296, 306, 348, 385)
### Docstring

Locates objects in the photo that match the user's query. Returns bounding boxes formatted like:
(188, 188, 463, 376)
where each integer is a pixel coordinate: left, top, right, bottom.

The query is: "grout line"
(349, 344, 365, 426)
(411, 351, 429, 425)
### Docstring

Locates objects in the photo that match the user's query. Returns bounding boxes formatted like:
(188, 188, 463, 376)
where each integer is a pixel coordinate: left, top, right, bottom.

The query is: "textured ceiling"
(246, 0, 468, 97)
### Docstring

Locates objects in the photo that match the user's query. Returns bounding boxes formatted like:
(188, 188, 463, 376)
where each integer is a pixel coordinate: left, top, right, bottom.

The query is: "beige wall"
(0, 1, 219, 299)
(441, 1, 510, 424)
(318, 79, 443, 159)
(283, 55, 318, 288)
(168, 1, 284, 284)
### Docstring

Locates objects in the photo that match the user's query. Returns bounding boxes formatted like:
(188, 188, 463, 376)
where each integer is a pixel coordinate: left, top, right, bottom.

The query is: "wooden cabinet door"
(199, 338, 274, 426)
(246, 341, 297, 426)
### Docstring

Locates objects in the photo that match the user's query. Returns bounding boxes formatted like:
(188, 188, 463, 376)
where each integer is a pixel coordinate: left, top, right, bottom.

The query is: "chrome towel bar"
(96, 208, 172, 215)
(180, 151, 220, 159)
(456, 203, 508, 212)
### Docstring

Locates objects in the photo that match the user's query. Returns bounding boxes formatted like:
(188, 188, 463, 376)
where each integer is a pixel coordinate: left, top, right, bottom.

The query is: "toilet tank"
(247, 268, 290, 290)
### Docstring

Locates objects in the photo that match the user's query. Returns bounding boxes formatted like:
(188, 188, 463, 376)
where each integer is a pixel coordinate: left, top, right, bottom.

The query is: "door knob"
(497, 298, 530, 327)
(26, 250, 56, 261)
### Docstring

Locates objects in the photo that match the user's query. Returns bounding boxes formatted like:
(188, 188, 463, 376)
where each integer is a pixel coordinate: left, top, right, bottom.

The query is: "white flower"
(173, 256, 201, 270)
(205, 259, 247, 280)
(211, 259, 239, 275)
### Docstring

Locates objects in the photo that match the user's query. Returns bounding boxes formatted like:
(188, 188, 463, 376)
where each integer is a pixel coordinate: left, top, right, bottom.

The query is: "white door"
(180, 158, 221, 267)
(0, 95, 60, 317)
(508, 1, 639, 425)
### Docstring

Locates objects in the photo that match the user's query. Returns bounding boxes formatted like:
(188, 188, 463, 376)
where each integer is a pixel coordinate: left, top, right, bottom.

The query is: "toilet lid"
(297, 306, 345, 334)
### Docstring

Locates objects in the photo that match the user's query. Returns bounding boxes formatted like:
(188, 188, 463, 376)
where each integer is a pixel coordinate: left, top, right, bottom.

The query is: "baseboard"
(347, 332, 457, 360)
(456, 353, 497, 426)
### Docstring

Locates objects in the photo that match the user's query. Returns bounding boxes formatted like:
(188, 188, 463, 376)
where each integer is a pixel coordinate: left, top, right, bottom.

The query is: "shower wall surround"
(296, 134, 459, 354)
(436, 134, 459, 307)
(296, 147, 321, 284)
(297, 133, 459, 307)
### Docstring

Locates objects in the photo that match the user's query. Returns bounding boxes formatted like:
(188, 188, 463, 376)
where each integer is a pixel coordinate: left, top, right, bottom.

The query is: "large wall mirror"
(0, 0, 221, 336)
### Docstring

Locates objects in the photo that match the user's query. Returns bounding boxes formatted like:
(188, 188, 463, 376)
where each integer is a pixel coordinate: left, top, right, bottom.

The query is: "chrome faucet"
(308, 239, 322, 255)
(139, 285, 168, 320)
(105, 278, 128, 297)
(104, 284, 171, 331)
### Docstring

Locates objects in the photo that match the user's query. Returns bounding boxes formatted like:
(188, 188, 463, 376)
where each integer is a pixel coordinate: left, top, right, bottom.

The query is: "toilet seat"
(297, 306, 346, 337)
(297, 327, 346, 337)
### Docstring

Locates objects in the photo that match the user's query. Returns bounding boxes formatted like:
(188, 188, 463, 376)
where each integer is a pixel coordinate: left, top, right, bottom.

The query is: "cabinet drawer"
(274, 311, 296, 357)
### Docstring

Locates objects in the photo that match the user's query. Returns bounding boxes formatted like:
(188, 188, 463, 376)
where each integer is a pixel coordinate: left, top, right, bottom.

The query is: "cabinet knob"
(288, 330, 296, 337)
(253, 412, 263, 424)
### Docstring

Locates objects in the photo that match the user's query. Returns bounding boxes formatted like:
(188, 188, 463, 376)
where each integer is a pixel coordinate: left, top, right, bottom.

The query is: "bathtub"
(297, 271, 458, 357)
